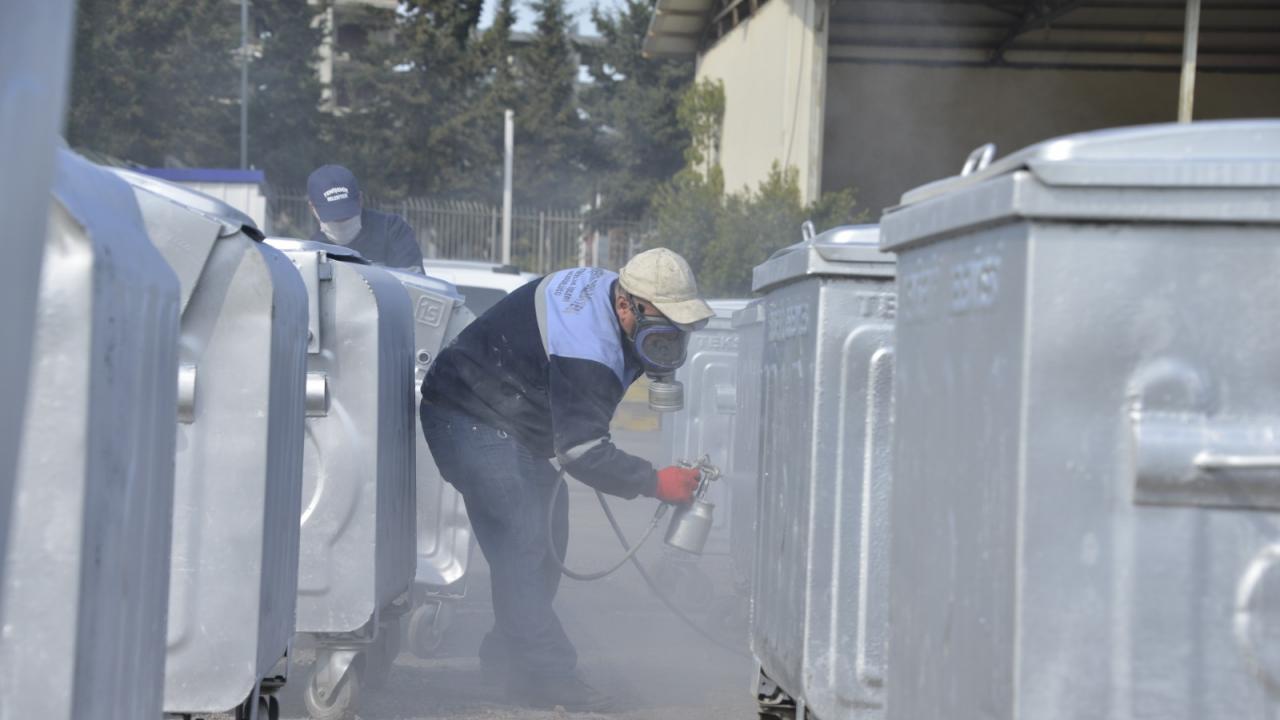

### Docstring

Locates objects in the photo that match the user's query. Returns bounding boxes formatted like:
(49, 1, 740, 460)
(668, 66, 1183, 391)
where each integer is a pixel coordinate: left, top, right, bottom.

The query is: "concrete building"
(311, 0, 401, 112)
(644, 0, 1280, 212)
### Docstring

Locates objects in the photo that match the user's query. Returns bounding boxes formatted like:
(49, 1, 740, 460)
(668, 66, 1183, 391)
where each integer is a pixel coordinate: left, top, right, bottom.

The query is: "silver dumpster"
(880, 120, 1280, 720)
(123, 180, 308, 719)
(728, 300, 766, 593)
(660, 298, 749, 556)
(266, 239, 417, 719)
(0, 0, 75, 603)
(386, 269, 477, 659)
(0, 148, 180, 719)
(751, 225, 896, 720)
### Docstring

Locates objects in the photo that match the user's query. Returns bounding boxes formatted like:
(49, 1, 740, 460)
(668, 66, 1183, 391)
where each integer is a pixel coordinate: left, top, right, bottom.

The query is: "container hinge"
(287, 250, 329, 354)
(177, 364, 198, 424)
(306, 372, 330, 417)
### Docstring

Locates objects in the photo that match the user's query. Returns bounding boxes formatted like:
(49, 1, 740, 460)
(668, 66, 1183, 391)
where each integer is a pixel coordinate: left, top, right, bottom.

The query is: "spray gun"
(663, 455, 721, 555)
(547, 454, 746, 657)
(550, 455, 723, 580)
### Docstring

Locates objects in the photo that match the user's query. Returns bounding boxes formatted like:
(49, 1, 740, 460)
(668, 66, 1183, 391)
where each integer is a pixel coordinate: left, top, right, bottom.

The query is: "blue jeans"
(420, 401, 575, 679)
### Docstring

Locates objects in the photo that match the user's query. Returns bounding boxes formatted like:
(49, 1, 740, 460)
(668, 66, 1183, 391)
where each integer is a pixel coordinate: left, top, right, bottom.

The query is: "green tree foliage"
(404, 0, 495, 197)
(65, 0, 694, 217)
(331, 0, 488, 199)
(647, 78, 723, 273)
(651, 169, 722, 279)
(701, 165, 865, 296)
(517, 0, 597, 207)
(581, 0, 693, 225)
(651, 79, 865, 297)
(249, 0, 327, 186)
(446, 0, 521, 202)
(675, 76, 724, 173)
(68, 0, 240, 167)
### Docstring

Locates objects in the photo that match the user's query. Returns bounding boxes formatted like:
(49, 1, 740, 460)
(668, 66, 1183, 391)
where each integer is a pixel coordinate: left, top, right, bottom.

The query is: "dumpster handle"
(1196, 452, 1280, 471)
(961, 143, 996, 176)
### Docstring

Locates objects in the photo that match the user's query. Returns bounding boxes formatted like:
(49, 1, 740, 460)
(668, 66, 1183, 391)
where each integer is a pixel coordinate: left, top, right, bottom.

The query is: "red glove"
(655, 466, 700, 504)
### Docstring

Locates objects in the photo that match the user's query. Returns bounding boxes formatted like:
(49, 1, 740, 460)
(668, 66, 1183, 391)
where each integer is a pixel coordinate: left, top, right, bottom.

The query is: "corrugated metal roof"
(831, 0, 1280, 71)
(644, 0, 719, 57)
(644, 0, 1280, 71)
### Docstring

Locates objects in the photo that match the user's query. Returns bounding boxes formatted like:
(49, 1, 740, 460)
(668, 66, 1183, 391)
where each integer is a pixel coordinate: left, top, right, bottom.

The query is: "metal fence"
(268, 189, 654, 274)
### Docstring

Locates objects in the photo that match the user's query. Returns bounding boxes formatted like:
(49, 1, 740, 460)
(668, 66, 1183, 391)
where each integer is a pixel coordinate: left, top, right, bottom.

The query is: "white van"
(421, 259, 539, 317)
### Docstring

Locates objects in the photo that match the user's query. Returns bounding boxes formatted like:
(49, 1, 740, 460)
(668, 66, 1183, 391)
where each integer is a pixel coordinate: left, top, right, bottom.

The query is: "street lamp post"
(240, 0, 249, 168)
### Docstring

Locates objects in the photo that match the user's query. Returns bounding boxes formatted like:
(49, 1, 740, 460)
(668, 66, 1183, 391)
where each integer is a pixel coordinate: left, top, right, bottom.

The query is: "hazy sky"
(479, 0, 623, 35)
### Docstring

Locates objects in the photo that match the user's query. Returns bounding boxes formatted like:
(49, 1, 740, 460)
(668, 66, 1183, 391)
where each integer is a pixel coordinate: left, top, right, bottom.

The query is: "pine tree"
(517, 0, 595, 208)
(68, 0, 240, 167)
(451, 0, 521, 202)
(332, 0, 491, 198)
(581, 0, 693, 224)
(248, 0, 327, 186)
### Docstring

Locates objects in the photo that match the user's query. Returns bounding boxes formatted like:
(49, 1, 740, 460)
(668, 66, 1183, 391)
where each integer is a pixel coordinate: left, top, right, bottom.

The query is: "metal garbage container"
(751, 224, 896, 720)
(661, 299, 749, 555)
(123, 179, 308, 720)
(0, 148, 181, 720)
(266, 239, 417, 720)
(728, 300, 765, 595)
(385, 268, 477, 660)
(0, 0, 75, 608)
(656, 299, 749, 618)
(879, 120, 1280, 720)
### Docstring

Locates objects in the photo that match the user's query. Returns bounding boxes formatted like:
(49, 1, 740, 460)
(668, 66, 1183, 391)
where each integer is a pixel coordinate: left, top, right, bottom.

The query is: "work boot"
(479, 655, 510, 687)
(477, 631, 512, 686)
(507, 671, 616, 713)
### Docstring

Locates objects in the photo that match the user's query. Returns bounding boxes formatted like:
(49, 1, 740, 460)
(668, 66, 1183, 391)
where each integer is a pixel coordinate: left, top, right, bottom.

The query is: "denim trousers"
(420, 401, 575, 679)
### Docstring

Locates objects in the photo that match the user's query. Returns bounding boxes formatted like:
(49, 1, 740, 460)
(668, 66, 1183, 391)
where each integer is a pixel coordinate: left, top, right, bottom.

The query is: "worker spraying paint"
(419, 249, 715, 712)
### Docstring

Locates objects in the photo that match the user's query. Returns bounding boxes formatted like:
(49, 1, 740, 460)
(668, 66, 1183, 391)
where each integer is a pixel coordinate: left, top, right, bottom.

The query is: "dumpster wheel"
(406, 599, 451, 658)
(304, 659, 361, 720)
(258, 693, 279, 720)
(756, 669, 797, 720)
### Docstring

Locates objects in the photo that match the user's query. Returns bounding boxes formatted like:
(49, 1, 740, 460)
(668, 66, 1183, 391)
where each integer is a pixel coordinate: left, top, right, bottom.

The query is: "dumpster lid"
(753, 224, 893, 293)
(708, 298, 750, 317)
(898, 120, 1280, 208)
(265, 237, 371, 264)
(882, 120, 1280, 253)
(112, 167, 263, 240)
(701, 299, 750, 331)
(731, 300, 765, 329)
(386, 266, 466, 303)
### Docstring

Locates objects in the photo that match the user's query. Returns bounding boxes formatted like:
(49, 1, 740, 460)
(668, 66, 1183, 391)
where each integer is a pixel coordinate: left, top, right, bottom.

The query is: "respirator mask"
(627, 294, 689, 412)
(320, 213, 362, 245)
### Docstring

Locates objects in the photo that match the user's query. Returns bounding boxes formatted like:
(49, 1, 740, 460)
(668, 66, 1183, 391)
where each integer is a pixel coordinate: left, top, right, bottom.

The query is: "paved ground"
(274, 428, 758, 720)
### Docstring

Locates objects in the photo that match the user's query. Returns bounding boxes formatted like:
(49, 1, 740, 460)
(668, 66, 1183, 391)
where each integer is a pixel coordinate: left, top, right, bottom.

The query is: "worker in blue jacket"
(307, 164, 424, 273)
(421, 248, 714, 711)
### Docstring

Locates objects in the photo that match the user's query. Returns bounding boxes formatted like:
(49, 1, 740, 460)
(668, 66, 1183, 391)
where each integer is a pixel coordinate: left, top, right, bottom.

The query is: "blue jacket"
(311, 208, 423, 271)
(422, 268, 658, 499)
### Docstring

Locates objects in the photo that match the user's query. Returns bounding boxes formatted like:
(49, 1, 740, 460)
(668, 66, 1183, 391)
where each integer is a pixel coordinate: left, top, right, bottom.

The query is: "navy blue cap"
(307, 165, 362, 221)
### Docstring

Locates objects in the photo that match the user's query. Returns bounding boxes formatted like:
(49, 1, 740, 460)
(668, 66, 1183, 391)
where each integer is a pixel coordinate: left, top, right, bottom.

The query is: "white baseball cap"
(618, 248, 714, 327)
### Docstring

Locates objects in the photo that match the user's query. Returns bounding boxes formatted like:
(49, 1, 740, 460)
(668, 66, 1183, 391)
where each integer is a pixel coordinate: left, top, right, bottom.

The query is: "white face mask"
(320, 214, 362, 245)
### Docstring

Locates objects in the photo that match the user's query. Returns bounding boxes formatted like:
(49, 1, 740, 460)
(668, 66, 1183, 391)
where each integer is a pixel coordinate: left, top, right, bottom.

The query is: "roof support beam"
(990, 0, 1088, 63)
(1178, 0, 1201, 122)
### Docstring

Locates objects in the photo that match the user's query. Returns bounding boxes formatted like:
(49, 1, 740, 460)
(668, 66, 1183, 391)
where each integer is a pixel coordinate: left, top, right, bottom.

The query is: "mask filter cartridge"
(648, 378, 684, 412)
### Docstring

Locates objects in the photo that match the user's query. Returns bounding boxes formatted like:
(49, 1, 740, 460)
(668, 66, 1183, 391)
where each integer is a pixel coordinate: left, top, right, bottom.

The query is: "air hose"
(546, 472, 750, 658)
